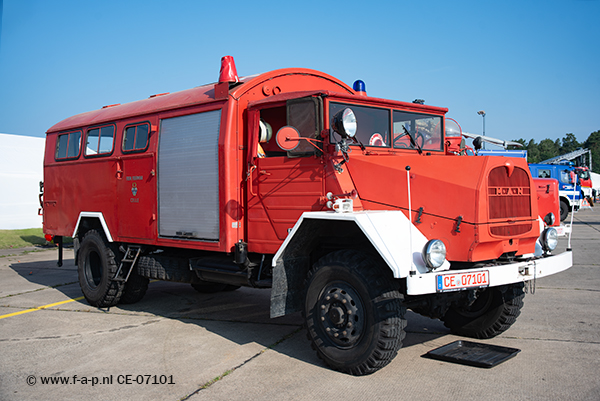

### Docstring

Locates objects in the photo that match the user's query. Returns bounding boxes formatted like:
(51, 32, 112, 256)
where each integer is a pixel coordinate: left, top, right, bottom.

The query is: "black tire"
(304, 250, 406, 375)
(120, 270, 149, 304)
(441, 283, 525, 339)
(559, 199, 569, 222)
(137, 254, 194, 283)
(77, 229, 124, 307)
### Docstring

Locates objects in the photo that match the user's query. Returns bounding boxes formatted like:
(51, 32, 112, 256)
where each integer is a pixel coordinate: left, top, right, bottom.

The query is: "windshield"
(329, 102, 443, 151)
(393, 111, 442, 151)
(578, 170, 590, 180)
(560, 169, 574, 184)
(330, 102, 390, 147)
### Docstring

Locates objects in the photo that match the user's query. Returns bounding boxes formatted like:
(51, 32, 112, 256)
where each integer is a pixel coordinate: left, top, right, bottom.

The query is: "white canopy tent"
(591, 171, 600, 198)
(0, 133, 46, 229)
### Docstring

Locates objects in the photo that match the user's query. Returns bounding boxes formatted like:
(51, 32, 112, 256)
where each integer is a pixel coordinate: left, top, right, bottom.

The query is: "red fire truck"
(41, 56, 572, 375)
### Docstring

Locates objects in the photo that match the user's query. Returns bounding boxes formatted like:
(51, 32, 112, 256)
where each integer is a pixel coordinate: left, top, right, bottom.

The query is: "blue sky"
(1, 0, 599, 146)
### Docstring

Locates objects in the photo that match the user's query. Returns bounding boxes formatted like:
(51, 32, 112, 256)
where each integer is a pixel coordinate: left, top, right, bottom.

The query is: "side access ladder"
(112, 245, 142, 282)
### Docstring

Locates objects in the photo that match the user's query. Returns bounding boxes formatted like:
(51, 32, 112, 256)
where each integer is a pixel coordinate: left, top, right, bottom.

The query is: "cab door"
(116, 122, 156, 240)
(246, 97, 325, 253)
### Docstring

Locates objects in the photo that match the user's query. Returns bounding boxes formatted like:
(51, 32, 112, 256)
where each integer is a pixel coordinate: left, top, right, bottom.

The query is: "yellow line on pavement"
(0, 296, 85, 320)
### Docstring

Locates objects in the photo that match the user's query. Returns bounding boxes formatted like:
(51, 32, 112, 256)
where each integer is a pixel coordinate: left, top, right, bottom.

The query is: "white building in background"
(0, 133, 46, 229)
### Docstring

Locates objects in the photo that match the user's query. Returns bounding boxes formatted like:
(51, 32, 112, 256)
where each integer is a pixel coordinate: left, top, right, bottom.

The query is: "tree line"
(508, 130, 600, 174)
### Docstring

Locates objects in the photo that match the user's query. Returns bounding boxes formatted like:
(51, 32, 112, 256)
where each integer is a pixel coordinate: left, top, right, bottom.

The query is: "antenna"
(406, 166, 416, 275)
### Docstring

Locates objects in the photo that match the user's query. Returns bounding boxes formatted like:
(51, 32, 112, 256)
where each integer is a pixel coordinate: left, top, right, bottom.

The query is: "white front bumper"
(406, 250, 573, 295)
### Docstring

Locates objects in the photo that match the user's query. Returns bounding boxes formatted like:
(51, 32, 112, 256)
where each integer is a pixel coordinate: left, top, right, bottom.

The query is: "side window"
(538, 169, 551, 178)
(85, 125, 115, 156)
(123, 123, 150, 152)
(560, 170, 573, 184)
(287, 97, 323, 156)
(257, 106, 287, 157)
(55, 131, 82, 160)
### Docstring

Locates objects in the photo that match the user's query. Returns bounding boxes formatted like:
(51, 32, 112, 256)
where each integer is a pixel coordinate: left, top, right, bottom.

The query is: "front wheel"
(304, 250, 406, 375)
(441, 283, 525, 339)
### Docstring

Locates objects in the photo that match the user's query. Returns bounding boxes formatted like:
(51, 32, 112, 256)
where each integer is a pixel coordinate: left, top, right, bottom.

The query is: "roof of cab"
(46, 68, 354, 134)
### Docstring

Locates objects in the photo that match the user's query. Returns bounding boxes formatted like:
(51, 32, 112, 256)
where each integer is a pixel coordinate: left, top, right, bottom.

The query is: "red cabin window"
(85, 125, 115, 156)
(123, 123, 149, 152)
(55, 131, 82, 160)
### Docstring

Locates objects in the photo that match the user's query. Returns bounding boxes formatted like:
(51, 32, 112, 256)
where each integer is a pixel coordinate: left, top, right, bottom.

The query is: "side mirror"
(275, 126, 301, 151)
(275, 126, 323, 153)
(332, 108, 357, 139)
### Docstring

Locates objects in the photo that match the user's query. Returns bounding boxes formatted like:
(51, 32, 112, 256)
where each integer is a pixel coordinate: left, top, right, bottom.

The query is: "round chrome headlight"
(422, 239, 446, 270)
(332, 108, 357, 139)
(541, 227, 558, 252)
(544, 212, 556, 226)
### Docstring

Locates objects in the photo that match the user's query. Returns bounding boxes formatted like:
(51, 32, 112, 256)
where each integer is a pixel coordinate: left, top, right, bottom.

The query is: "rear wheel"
(441, 283, 525, 339)
(77, 230, 123, 307)
(120, 270, 149, 304)
(304, 250, 406, 375)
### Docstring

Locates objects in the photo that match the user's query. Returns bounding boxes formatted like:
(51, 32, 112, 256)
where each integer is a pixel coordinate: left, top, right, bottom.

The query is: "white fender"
(72, 212, 114, 242)
(272, 210, 450, 279)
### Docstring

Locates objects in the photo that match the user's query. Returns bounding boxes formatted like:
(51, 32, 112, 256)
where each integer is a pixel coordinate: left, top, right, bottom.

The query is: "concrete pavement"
(1, 208, 599, 400)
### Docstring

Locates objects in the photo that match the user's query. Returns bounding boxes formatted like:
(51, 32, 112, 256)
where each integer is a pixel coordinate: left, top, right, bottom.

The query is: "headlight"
(541, 227, 558, 252)
(544, 212, 556, 226)
(332, 108, 357, 139)
(422, 239, 446, 270)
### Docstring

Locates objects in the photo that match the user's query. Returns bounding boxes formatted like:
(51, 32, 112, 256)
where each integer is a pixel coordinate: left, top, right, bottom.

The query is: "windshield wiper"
(403, 126, 422, 154)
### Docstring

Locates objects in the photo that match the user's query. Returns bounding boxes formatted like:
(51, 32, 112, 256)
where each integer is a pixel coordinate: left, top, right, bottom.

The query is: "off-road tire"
(120, 270, 149, 304)
(304, 250, 406, 376)
(137, 254, 194, 283)
(77, 229, 124, 307)
(441, 283, 525, 339)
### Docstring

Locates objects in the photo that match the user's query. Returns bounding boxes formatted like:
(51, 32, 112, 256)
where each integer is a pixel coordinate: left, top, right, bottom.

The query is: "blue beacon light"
(353, 80, 367, 96)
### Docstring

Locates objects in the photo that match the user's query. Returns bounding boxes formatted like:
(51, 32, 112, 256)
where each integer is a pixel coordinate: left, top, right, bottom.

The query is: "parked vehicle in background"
(528, 163, 581, 221)
(574, 166, 594, 206)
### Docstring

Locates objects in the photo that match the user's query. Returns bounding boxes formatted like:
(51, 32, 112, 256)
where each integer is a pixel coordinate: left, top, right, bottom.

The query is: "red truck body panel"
(43, 61, 540, 263)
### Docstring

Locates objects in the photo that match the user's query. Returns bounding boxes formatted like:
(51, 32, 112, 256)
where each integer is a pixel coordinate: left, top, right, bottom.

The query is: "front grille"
(488, 166, 531, 219)
(490, 223, 533, 236)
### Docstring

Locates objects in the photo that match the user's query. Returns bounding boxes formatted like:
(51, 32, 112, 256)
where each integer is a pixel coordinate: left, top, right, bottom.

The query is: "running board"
(190, 256, 271, 288)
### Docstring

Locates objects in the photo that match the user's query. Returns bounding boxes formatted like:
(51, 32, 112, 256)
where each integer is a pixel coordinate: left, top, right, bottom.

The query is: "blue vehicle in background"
(528, 163, 581, 221)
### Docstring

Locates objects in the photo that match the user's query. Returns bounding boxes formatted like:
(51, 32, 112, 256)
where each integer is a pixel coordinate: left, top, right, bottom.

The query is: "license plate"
(436, 270, 489, 292)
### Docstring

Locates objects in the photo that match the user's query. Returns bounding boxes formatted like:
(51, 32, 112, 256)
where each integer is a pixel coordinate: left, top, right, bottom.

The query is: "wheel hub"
(317, 283, 364, 347)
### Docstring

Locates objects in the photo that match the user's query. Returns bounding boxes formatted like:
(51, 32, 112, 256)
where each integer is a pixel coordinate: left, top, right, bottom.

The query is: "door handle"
(116, 159, 123, 179)
(259, 170, 271, 176)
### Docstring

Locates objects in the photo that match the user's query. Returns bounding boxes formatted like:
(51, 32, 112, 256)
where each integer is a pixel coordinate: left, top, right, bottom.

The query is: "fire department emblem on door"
(131, 183, 138, 196)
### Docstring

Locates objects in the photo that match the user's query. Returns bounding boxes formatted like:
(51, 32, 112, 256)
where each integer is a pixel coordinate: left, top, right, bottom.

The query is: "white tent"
(0, 133, 46, 229)
(591, 171, 600, 196)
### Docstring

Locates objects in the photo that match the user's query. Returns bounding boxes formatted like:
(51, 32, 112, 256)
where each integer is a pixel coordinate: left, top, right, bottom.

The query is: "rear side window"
(85, 125, 115, 156)
(56, 131, 82, 160)
(538, 169, 551, 178)
(123, 123, 150, 152)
